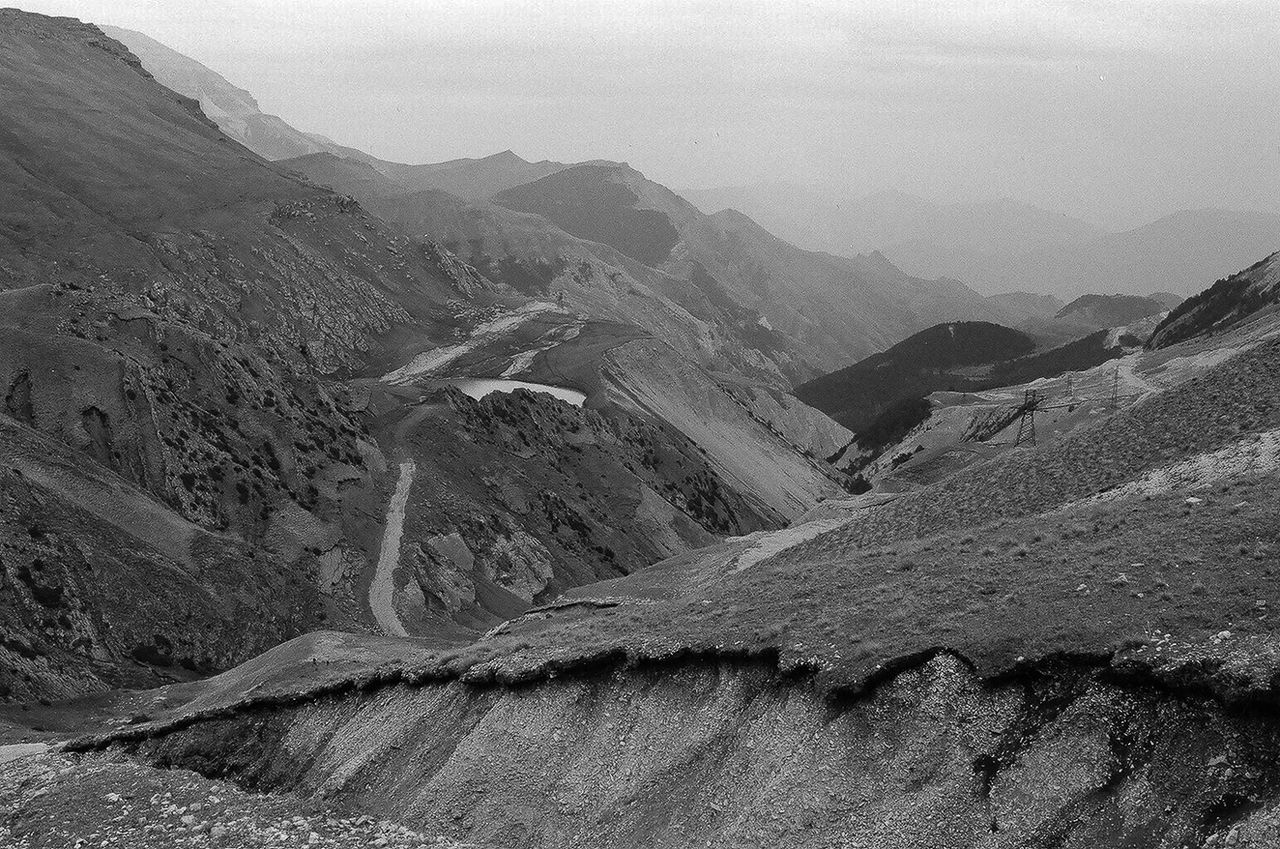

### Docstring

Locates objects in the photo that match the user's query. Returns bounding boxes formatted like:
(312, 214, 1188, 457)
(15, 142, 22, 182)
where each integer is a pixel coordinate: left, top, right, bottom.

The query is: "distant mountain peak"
(482, 149, 527, 164)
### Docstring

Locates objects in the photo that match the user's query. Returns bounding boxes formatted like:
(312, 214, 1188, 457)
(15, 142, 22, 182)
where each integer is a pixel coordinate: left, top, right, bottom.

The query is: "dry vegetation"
(428, 472, 1279, 697)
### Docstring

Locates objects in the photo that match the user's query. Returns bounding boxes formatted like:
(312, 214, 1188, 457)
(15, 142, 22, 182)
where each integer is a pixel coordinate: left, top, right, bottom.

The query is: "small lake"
(444, 378, 587, 406)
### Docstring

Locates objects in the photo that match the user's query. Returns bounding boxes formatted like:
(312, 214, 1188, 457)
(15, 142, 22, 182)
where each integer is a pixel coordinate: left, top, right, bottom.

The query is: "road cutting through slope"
(379, 302, 557, 384)
(370, 460, 415, 637)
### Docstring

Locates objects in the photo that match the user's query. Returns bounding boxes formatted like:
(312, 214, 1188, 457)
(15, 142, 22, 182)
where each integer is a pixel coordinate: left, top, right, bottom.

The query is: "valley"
(1, 7, 1279, 849)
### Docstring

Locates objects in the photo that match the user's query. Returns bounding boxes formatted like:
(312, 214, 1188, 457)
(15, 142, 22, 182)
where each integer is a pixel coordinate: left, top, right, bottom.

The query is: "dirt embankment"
(90, 652, 1280, 849)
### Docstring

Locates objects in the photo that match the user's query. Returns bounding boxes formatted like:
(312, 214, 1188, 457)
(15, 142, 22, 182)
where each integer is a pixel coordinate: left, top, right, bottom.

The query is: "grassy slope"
(441, 473, 1278, 691)
(403, 335, 1280, 696)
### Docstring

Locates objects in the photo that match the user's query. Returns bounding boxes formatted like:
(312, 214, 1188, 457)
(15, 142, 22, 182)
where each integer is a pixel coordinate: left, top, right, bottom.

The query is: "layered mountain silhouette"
(685, 183, 1280, 298)
(97, 24, 335, 161)
(106, 26, 1027, 385)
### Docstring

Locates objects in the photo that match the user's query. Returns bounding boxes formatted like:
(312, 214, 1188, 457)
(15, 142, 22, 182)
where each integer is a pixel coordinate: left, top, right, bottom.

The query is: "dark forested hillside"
(1148, 252, 1280, 348)
(1055, 293, 1165, 326)
(793, 322, 1034, 430)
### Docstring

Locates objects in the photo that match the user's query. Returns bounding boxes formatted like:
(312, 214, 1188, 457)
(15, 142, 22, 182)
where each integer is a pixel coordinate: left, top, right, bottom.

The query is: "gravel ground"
(0, 749, 465, 848)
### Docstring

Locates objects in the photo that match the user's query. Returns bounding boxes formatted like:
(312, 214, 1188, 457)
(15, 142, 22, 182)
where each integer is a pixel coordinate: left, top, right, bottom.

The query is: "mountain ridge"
(684, 182, 1280, 297)
(109, 25, 1021, 384)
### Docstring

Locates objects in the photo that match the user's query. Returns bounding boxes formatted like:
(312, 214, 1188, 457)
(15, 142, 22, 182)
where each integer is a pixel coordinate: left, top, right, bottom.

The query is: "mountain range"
(683, 182, 1280, 298)
(5, 10, 1280, 849)
(104, 24, 1077, 386)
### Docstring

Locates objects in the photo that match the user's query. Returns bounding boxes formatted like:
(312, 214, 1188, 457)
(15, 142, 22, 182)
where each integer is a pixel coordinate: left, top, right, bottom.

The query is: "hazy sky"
(20, 0, 1280, 228)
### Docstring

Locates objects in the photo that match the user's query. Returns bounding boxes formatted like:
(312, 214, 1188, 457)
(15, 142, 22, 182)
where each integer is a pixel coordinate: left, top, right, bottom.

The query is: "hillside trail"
(365, 396, 452, 638)
(369, 459, 415, 637)
(1117, 356, 1157, 395)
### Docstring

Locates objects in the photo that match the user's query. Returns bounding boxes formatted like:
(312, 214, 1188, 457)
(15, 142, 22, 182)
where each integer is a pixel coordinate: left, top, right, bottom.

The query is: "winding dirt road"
(370, 460, 415, 637)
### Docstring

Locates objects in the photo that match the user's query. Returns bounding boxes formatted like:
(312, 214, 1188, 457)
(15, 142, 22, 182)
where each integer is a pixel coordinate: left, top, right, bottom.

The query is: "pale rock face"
(416, 538, 478, 614)
(720, 381, 853, 460)
(413, 527, 554, 611)
(478, 528, 556, 602)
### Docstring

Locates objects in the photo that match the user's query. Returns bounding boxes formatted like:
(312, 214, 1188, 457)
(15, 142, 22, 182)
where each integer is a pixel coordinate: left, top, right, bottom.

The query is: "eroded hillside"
(4, 9, 1280, 849)
(22, 270, 1278, 849)
(0, 10, 848, 701)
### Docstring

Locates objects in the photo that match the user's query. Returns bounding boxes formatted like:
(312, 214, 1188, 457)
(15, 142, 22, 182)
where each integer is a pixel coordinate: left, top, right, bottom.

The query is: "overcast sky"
(20, 0, 1280, 228)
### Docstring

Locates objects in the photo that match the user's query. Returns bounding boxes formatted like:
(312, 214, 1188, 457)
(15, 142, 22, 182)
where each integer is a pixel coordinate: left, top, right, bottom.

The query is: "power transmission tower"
(1014, 389, 1039, 447)
(1111, 364, 1120, 411)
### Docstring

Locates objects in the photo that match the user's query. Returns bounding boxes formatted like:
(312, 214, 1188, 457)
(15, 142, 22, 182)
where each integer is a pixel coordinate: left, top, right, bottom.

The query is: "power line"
(961, 377, 1141, 445)
(1014, 389, 1041, 447)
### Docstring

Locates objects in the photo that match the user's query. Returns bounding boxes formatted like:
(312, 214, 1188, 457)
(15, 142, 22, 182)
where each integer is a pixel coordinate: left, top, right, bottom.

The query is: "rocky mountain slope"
(0, 10, 847, 701)
(280, 152, 801, 384)
(489, 164, 1015, 376)
(279, 152, 1018, 390)
(8, 11, 1280, 849)
(34, 293, 1280, 849)
(0, 8, 484, 698)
